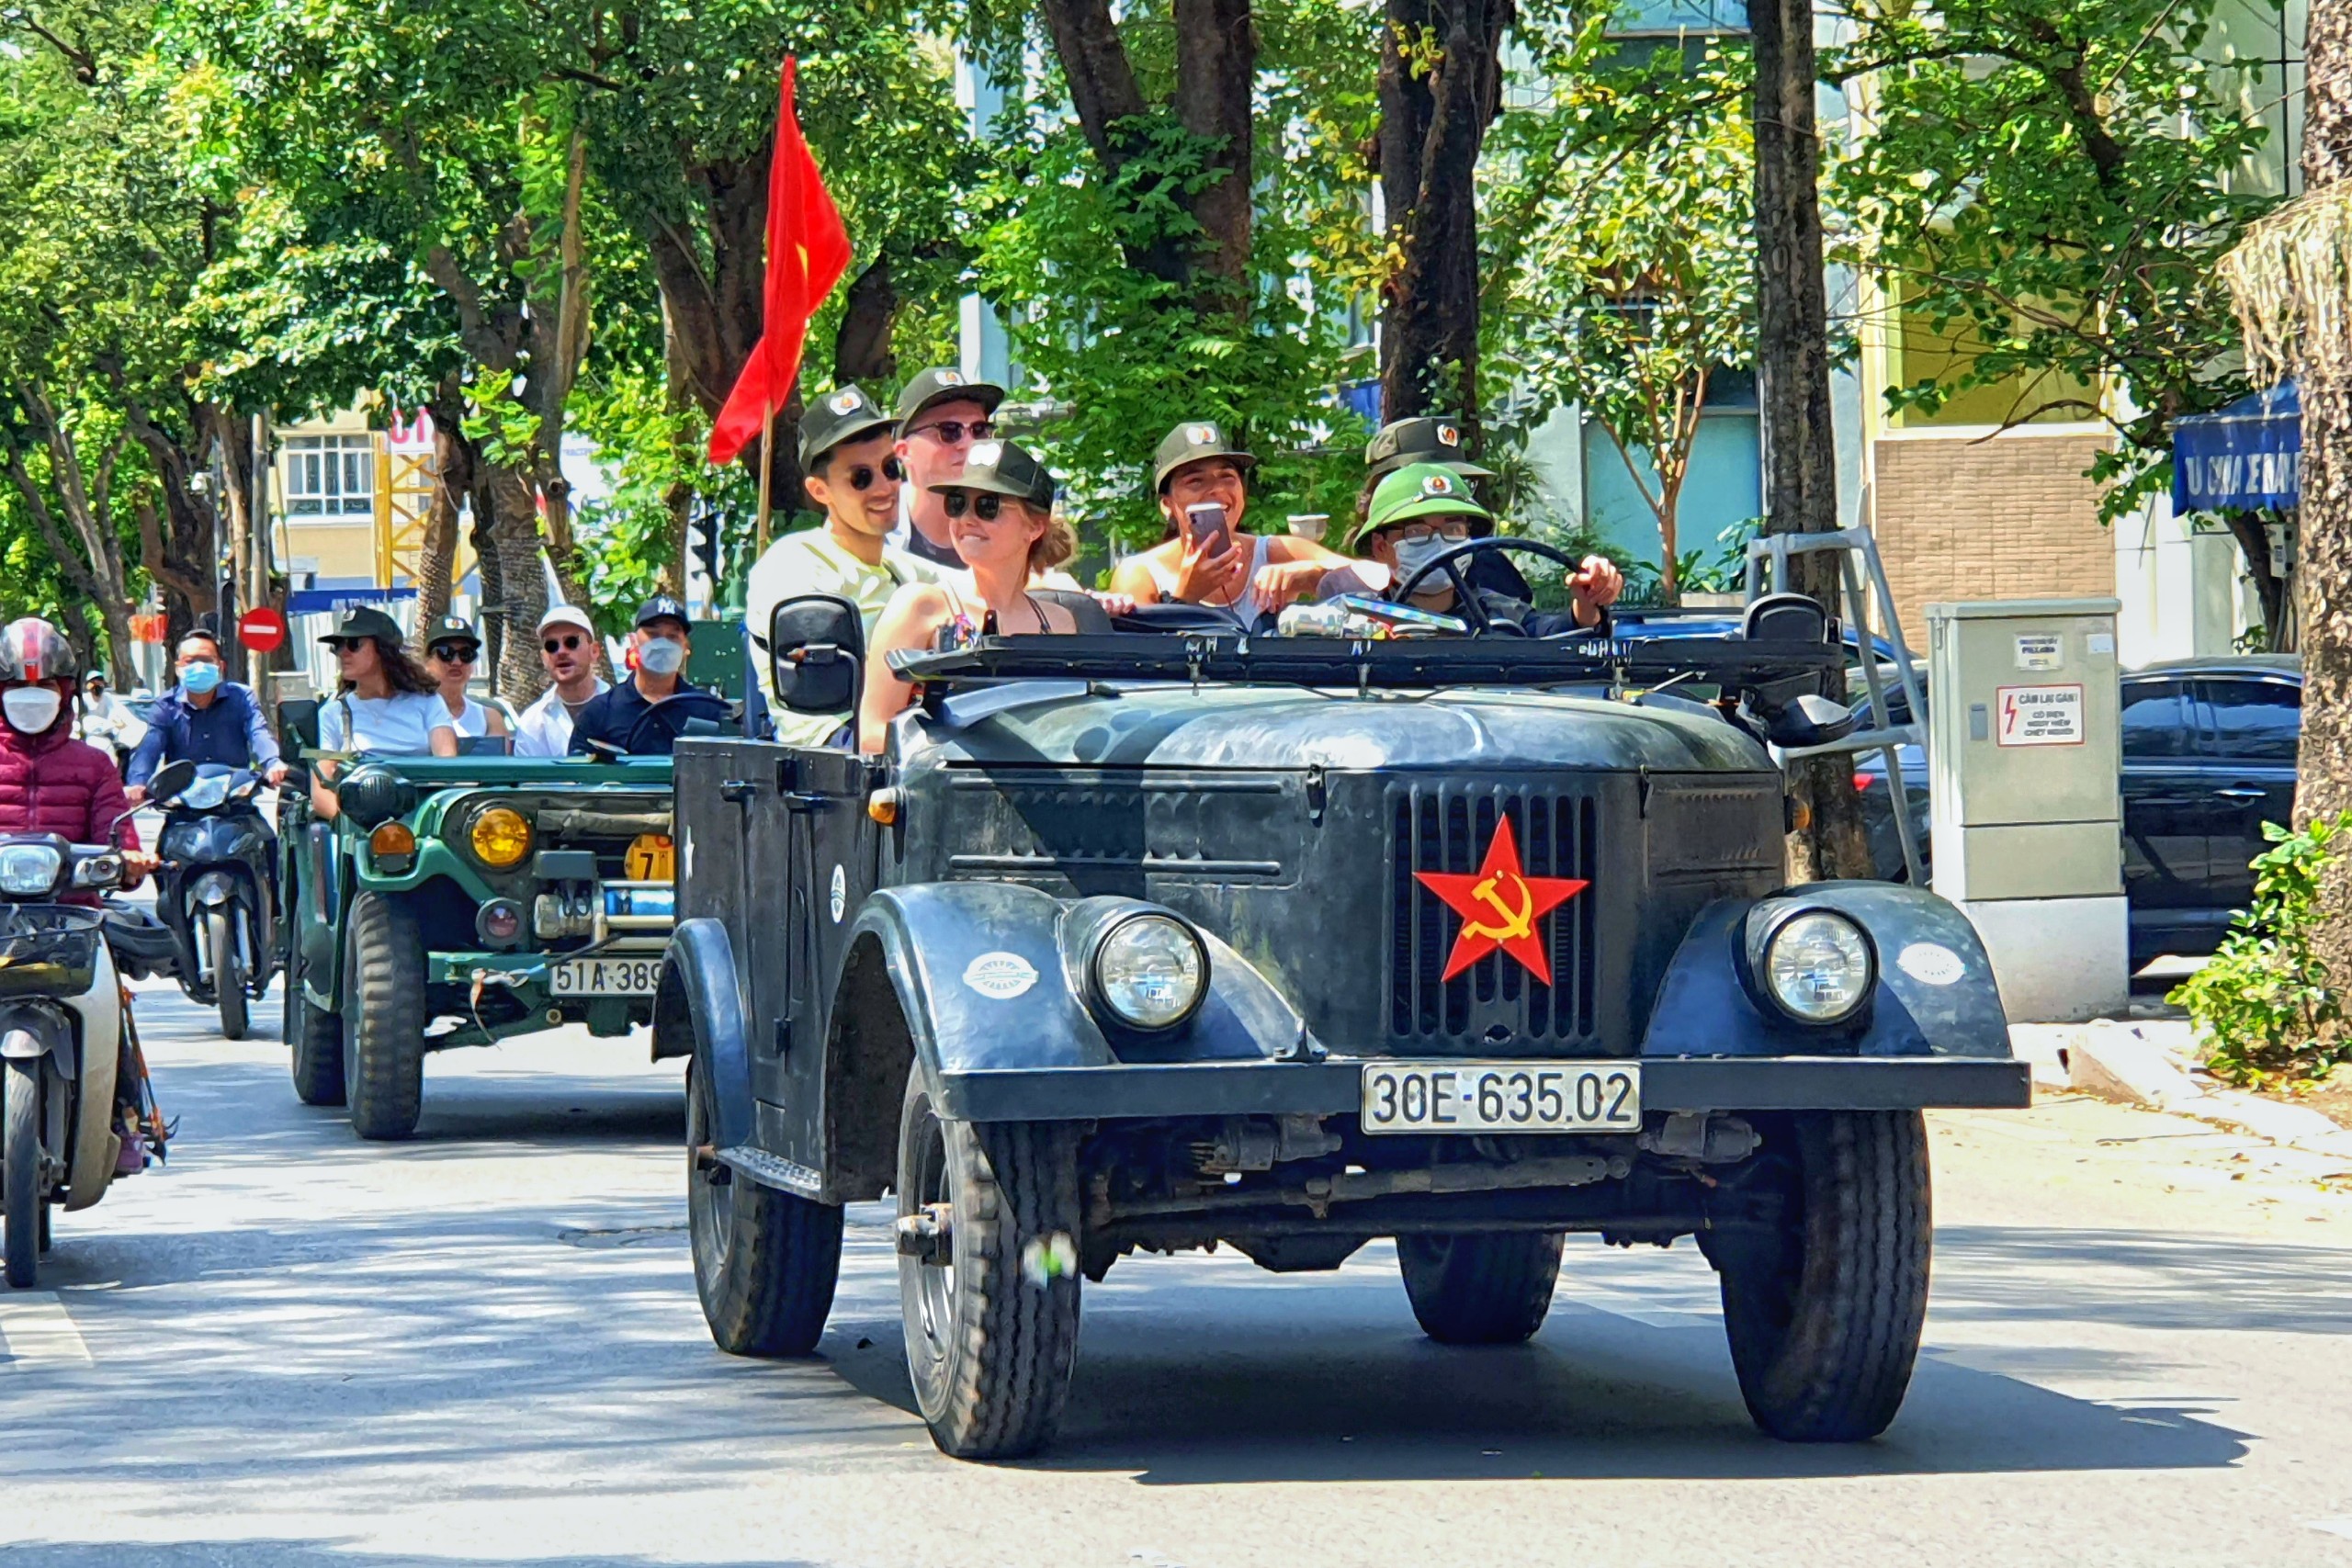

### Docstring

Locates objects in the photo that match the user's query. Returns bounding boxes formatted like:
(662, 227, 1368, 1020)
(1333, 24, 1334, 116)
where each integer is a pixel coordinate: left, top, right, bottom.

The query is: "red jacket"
(0, 720, 141, 852)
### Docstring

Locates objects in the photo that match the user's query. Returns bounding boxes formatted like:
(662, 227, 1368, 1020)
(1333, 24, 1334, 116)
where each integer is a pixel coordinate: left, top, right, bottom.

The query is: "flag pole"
(754, 400, 776, 554)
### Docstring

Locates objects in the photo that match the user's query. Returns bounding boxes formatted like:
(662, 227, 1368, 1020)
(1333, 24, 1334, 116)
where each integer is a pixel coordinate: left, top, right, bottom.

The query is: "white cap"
(537, 604, 595, 637)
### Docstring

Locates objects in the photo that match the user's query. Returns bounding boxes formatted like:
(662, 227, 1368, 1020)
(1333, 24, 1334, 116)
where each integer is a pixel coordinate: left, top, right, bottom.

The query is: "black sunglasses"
(327, 637, 372, 653)
(430, 641, 479, 663)
(542, 634, 586, 653)
(942, 491, 1009, 521)
(909, 419, 993, 446)
(846, 457, 905, 491)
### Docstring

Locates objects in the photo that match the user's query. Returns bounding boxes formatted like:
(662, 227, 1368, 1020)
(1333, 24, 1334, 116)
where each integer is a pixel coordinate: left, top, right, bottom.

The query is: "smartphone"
(1184, 502, 1231, 558)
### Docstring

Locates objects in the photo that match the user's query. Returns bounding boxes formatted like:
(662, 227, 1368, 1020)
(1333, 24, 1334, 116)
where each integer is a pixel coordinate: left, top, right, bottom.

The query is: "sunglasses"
(909, 419, 994, 446)
(941, 491, 1015, 521)
(430, 642, 479, 663)
(542, 634, 586, 654)
(844, 457, 905, 491)
(327, 637, 372, 654)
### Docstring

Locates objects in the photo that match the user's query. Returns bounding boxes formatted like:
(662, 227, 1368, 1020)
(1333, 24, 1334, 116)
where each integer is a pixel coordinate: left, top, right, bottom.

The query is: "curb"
(2037, 1019, 2352, 1164)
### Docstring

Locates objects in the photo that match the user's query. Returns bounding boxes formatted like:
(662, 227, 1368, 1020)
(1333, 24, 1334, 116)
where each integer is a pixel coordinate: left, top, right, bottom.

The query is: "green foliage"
(2173, 814, 2352, 1089)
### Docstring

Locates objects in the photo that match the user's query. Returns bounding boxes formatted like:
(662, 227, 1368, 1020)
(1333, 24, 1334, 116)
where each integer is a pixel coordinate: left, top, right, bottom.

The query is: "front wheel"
(1707, 1111, 1932, 1442)
(342, 893, 426, 1140)
(898, 1065, 1082, 1460)
(5, 1055, 41, 1288)
(1397, 1232, 1565, 1345)
(209, 906, 248, 1041)
(687, 1062, 843, 1356)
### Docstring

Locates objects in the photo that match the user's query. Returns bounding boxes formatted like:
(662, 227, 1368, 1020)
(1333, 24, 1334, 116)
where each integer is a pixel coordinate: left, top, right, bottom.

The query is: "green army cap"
(797, 384, 897, 468)
(1151, 420, 1257, 493)
(896, 367, 1005, 427)
(318, 604, 404, 645)
(1349, 462, 1492, 550)
(424, 615, 479, 649)
(936, 439, 1056, 510)
(1365, 415, 1494, 483)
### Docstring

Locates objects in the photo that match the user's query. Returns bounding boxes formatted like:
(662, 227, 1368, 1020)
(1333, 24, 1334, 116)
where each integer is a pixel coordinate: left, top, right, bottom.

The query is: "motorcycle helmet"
(0, 617, 77, 685)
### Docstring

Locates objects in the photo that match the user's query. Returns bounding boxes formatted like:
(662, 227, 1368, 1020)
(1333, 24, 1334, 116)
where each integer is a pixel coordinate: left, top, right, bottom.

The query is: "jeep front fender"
(1640, 881, 2010, 1060)
(655, 917, 752, 1148)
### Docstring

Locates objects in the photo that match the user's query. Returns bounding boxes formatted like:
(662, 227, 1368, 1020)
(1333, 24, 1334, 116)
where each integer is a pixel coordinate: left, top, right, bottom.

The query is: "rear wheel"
(687, 1062, 843, 1356)
(1708, 1111, 1932, 1442)
(4, 1056, 40, 1288)
(898, 1065, 1082, 1460)
(286, 953, 345, 1106)
(1397, 1232, 1565, 1345)
(209, 906, 248, 1042)
(342, 893, 425, 1140)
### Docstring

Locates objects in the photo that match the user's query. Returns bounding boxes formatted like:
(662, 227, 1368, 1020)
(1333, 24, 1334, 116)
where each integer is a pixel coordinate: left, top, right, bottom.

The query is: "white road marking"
(0, 1292, 94, 1368)
(2308, 1519, 2352, 1541)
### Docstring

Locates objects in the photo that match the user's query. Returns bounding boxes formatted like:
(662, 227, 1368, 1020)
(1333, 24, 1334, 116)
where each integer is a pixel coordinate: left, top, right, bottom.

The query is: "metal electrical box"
(1927, 598, 2127, 1022)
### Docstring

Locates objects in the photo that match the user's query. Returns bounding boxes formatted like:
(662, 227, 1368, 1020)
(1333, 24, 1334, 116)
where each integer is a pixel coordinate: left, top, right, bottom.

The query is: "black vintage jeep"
(657, 544, 2027, 1460)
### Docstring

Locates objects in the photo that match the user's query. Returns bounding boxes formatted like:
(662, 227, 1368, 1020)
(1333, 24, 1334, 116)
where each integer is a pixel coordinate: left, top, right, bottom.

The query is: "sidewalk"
(2015, 1018, 2352, 1168)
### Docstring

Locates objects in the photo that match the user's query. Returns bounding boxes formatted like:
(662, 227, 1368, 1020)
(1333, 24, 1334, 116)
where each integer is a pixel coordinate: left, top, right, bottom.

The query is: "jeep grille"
(1386, 785, 1600, 1045)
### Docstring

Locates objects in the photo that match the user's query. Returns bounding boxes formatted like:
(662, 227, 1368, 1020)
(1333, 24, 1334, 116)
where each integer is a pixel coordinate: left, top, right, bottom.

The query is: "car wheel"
(897, 1062, 1081, 1460)
(210, 906, 249, 1042)
(4, 1056, 40, 1288)
(687, 1061, 842, 1356)
(286, 942, 346, 1107)
(1707, 1111, 1930, 1442)
(1396, 1232, 1565, 1345)
(342, 893, 426, 1140)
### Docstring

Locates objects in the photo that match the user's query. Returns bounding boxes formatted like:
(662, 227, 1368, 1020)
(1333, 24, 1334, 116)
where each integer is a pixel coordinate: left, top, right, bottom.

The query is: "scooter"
(0, 757, 187, 1287)
(151, 763, 278, 1041)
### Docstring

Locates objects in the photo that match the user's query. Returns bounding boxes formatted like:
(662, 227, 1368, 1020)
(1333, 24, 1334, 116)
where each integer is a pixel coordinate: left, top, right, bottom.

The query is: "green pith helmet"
(1348, 462, 1494, 551)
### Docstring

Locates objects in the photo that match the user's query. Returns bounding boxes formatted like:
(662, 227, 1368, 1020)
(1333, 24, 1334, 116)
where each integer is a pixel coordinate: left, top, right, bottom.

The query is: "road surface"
(4, 981, 2350, 1567)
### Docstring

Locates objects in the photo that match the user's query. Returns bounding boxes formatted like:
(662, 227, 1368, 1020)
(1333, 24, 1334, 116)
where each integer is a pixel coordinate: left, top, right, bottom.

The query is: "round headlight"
(1763, 910, 1874, 1023)
(0, 842, 62, 896)
(469, 807, 534, 870)
(335, 766, 412, 830)
(1091, 914, 1207, 1030)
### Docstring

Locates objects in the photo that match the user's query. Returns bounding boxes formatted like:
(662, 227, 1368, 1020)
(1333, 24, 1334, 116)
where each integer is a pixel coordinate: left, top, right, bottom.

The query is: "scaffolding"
(372, 428, 438, 589)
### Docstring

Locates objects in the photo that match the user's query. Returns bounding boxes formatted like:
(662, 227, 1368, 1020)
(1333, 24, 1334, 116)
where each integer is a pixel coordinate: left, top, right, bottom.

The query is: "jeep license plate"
(1360, 1062, 1641, 1134)
(549, 957, 662, 998)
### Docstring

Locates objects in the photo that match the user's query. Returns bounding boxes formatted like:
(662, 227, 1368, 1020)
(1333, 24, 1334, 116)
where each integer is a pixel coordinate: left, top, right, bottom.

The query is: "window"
(2198, 678, 2301, 762)
(2119, 679, 2191, 760)
(284, 435, 375, 519)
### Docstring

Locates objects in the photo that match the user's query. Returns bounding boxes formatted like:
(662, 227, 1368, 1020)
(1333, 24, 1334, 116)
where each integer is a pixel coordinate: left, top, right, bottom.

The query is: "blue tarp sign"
(2173, 382, 2300, 513)
(288, 586, 417, 615)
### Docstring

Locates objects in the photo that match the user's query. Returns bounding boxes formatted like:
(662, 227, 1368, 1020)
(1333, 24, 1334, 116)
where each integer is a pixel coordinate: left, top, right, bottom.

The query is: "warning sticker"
(1996, 683, 2085, 746)
(2014, 633, 2064, 671)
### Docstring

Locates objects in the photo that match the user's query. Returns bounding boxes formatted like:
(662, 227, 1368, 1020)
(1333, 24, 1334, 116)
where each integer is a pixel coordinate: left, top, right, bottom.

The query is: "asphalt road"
(4, 980, 2350, 1568)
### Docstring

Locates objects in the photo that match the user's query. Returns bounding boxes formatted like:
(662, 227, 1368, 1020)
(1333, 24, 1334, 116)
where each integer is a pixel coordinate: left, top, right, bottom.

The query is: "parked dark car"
(1856, 655, 2301, 965)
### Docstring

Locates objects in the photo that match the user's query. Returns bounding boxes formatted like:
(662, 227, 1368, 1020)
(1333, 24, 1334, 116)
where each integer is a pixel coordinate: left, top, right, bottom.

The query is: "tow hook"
(895, 1202, 954, 1264)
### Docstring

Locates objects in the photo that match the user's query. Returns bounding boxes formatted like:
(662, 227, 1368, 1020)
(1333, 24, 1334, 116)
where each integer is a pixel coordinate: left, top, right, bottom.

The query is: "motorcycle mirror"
(145, 759, 198, 805)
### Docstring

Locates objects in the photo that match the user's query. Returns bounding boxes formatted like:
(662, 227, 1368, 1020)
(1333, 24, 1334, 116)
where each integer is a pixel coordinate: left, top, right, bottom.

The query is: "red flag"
(707, 58, 851, 466)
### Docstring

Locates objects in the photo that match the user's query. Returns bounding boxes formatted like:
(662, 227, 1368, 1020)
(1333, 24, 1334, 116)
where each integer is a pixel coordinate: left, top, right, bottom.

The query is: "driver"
(126, 628, 288, 807)
(1317, 463, 1623, 634)
(568, 597, 728, 757)
(0, 619, 153, 896)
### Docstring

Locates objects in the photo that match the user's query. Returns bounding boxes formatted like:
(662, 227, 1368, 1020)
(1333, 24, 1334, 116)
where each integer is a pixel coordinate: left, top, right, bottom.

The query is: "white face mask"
(1389, 534, 1456, 588)
(3, 687, 62, 734)
(638, 637, 685, 676)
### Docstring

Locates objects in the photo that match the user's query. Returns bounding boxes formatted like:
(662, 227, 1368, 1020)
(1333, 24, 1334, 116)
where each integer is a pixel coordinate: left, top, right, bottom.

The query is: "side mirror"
(768, 593, 865, 716)
(145, 758, 198, 806)
(1763, 693, 1860, 750)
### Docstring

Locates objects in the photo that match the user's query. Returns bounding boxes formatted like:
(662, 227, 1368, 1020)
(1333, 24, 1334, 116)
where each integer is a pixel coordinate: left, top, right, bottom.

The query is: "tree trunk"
(415, 388, 474, 629)
(2216, 510, 2289, 650)
(1753, 0, 1870, 882)
(1378, 0, 1510, 429)
(472, 462, 549, 704)
(662, 299, 695, 596)
(1173, 0, 1257, 299)
(2296, 0, 2352, 987)
(832, 256, 900, 386)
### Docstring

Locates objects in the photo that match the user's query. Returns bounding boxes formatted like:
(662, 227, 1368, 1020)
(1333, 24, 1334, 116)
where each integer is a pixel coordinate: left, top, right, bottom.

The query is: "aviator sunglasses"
(844, 457, 905, 491)
(908, 419, 994, 446)
(942, 491, 1020, 521)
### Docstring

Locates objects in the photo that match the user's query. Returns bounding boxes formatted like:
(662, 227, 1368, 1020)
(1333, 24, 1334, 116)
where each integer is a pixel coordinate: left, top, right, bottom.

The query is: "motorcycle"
(151, 763, 279, 1041)
(0, 756, 187, 1287)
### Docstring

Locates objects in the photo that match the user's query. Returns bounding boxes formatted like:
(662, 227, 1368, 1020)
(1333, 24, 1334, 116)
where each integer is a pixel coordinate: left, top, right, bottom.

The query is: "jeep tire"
(341, 893, 426, 1140)
(1397, 1231, 1566, 1345)
(897, 1064, 1081, 1460)
(687, 1061, 842, 1356)
(1708, 1111, 1930, 1442)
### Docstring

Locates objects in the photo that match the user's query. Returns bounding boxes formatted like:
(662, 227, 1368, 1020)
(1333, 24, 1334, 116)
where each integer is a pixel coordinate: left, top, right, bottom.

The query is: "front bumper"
(933, 1055, 2031, 1123)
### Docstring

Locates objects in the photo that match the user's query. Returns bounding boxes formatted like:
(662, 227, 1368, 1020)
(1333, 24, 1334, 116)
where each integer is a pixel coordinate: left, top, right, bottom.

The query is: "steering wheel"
(1389, 536, 1583, 637)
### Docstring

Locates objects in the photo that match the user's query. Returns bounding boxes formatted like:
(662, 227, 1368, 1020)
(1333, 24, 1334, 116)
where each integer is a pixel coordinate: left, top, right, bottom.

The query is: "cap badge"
(1437, 423, 1460, 446)
(970, 440, 1003, 468)
(1422, 471, 1455, 496)
(1188, 424, 1217, 446)
(829, 389, 860, 415)
(938, 371, 963, 386)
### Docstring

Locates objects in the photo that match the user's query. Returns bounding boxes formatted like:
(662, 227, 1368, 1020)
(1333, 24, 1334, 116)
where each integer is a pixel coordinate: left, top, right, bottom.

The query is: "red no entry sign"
(237, 606, 288, 653)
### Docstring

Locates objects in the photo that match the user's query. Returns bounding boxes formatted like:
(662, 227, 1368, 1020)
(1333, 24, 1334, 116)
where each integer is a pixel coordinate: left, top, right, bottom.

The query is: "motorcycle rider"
(125, 629, 288, 807)
(77, 672, 142, 768)
(0, 621, 153, 887)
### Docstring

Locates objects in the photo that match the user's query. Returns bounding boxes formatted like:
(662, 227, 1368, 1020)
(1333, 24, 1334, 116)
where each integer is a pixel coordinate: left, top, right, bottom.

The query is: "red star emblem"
(1413, 816, 1589, 985)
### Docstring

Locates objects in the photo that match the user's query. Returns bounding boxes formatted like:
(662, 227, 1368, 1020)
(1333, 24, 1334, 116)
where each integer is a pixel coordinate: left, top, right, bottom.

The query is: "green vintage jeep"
(277, 750, 681, 1137)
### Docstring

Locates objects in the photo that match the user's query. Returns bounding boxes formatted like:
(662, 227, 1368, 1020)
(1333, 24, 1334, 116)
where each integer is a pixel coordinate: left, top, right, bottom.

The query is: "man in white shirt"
(745, 385, 946, 745)
(513, 604, 610, 757)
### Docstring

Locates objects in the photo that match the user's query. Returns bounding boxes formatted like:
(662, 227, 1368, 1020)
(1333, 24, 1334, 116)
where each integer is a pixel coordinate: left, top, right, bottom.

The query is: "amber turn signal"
(868, 788, 901, 825)
(369, 822, 417, 858)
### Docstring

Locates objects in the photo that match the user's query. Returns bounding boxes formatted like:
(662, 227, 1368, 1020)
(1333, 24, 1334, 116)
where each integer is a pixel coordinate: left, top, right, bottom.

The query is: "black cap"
(797, 384, 897, 468)
(634, 594, 689, 631)
(424, 615, 480, 649)
(1365, 416, 1494, 482)
(1151, 420, 1257, 492)
(897, 367, 1005, 427)
(935, 439, 1056, 509)
(319, 605, 403, 645)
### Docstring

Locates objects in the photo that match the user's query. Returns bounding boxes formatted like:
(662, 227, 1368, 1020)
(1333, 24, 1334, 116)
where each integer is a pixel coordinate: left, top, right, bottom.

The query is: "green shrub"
(2171, 810, 2352, 1088)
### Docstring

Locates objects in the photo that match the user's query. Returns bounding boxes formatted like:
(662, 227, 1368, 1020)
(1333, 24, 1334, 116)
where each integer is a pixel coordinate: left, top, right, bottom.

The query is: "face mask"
(1389, 535, 1454, 586)
(3, 687, 62, 735)
(180, 662, 222, 695)
(638, 637, 684, 676)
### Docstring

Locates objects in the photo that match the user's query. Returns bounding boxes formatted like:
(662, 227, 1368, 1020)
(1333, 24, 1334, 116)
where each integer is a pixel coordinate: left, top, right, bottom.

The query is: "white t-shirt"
(319, 690, 456, 756)
(513, 680, 608, 758)
(445, 694, 498, 737)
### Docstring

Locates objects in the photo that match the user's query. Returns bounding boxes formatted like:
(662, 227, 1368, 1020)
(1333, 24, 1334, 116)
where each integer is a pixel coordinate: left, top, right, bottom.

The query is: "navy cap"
(634, 595, 689, 631)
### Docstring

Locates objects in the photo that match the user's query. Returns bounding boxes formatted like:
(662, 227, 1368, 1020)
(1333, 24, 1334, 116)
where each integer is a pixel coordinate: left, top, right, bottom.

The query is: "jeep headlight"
(1759, 909, 1874, 1023)
(1090, 913, 1207, 1031)
(0, 842, 62, 896)
(469, 807, 534, 870)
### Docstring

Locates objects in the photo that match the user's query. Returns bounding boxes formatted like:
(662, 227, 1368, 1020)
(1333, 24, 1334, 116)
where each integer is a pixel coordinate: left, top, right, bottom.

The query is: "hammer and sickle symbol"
(1462, 870, 1535, 942)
